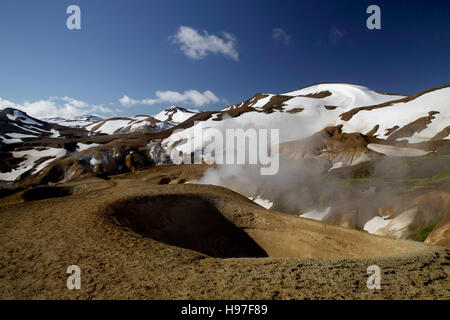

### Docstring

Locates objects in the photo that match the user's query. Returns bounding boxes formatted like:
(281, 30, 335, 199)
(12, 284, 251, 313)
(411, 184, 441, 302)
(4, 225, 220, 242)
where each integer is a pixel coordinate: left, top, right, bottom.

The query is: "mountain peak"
(166, 105, 182, 111)
(153, 106, 200, 124)
(74, 114, 103, 121)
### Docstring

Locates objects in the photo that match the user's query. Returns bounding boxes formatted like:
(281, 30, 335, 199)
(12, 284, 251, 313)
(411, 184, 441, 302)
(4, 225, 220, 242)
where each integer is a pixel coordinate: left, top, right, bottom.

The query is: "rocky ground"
(0, 169, 448, 299)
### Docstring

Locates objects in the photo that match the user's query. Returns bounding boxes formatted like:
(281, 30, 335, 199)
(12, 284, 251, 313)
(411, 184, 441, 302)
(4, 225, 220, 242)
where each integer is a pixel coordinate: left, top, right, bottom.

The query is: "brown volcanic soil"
(0, 172, 448, 299)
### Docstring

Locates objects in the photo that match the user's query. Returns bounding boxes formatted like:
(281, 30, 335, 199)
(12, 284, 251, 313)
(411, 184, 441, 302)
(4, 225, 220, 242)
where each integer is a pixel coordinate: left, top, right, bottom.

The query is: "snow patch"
(0, 136, 22, 144)
(77, 143, 100, 152)
(250, 195, 273, 209)
(4, 132, 38, 139)
(300, 207, 331, 221)
(367, 143, 430, 157)
(328, 162, 344, 172)
(94, 120, 131, 134)
(364, 216, 392, 234)
(90, 157, 101, 166)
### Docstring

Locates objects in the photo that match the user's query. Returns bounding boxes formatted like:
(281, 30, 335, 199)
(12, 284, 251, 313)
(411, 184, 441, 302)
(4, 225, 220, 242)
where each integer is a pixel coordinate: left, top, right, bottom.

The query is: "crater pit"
(110, 195, 268, 258)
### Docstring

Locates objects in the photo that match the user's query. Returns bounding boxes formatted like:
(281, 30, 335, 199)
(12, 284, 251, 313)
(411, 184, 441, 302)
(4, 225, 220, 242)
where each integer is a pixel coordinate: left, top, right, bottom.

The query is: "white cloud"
(171, 26, 239, 61)
(119, 89, 220, 107)
(329, 27, 344, 44)
(94, 105, 115, 114)
(0, 97, 18, 109)
(60, 96, 88, 108)
(118, 95, 140, 107)
(0, 96, 114, 119)
(272, 28, 291, 45)
(152, 89, 220, 106)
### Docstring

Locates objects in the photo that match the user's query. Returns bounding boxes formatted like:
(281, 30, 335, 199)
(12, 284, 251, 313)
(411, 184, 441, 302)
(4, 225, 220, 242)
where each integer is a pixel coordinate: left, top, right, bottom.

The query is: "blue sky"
(0, 0, 449, 119)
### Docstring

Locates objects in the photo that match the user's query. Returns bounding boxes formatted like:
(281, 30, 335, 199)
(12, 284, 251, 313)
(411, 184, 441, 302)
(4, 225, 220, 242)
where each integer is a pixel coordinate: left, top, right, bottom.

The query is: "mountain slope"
(44, 115, 103, 128)
(162, 83, 431, 162)
(76, 107, 199, 135)
(0, 108, 89, 145)
(82, 115, 172, 134)
(340, 85, 450, 142)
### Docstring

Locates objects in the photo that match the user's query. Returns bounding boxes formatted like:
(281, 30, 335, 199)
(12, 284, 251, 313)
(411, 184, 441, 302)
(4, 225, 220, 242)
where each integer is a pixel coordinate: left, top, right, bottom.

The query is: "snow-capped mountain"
(2, 82, 449, 185)
(162, 83, 450, 164)
(0, 108, 93, 180)
(40, 107, 200, 136)
(0, 108, 89, 144)
(153, 106, 200, 125)
(82, 115, 172, 135)
(162, 83, 415, 161)
(44, 115, 103, 128)
(79, 106, 200, 135)
(5, 83, 448, 183)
